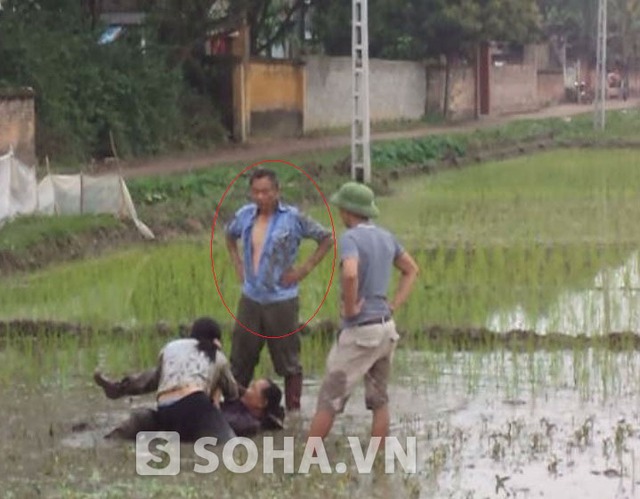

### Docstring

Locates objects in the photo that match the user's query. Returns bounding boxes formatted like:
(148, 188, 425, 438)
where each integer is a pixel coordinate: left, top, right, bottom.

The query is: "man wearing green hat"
(307, 181, 419, 443)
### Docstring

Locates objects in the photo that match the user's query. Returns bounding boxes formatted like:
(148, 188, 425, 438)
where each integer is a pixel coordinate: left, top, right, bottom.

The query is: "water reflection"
(488, 251, 640, 335)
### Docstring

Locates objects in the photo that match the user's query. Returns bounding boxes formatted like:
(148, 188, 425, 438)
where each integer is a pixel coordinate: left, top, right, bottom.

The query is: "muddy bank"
(414, 325, 640, 351)
(0, 222, 143, 277)
(0, 214, 213, 278)
(0, 319, 191, 339)
(3, 318, 640, 351)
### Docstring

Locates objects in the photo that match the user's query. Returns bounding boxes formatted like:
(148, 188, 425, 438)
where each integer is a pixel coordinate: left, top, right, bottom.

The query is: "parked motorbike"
(573, 80, 593, 104)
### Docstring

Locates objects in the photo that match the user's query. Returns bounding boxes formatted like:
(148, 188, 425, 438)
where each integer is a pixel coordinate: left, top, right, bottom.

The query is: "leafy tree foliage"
(0, 0, 226, 162)
(312, 0, 540, 60)
(537, 0, 597, 61)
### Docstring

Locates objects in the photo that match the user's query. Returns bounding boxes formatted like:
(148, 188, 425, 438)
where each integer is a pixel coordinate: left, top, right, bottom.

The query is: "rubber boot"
(284, 373, 303, 411)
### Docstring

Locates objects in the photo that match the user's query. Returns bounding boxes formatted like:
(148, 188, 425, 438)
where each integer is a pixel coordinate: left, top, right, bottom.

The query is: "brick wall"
(490, 63, 538, 115)
(0, 89, 36, 165)
(537, 70, 565, 106)
(426, 66, 477, 120)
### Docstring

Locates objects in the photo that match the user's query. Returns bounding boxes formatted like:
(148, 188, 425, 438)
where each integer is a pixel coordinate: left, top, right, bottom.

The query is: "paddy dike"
(4, 318, 640, 352)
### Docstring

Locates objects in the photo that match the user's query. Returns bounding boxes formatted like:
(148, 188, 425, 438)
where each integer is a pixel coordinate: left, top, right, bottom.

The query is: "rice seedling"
(4, 147, 640, 498)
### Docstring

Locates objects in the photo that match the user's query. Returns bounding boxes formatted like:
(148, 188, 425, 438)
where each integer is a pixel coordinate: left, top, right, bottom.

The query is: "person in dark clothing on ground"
(99, 317, 238, 442)
(94, 317, 285, 439)
(96, 376, 284, 439)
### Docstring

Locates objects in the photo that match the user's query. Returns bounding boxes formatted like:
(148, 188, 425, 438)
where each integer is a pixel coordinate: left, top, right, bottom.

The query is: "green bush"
(0, 0, 225, 163)
(372, 135, 467, 169)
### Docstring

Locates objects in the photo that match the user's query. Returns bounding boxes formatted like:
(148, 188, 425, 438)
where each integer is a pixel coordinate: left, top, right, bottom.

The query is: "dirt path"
(118, 99, 640, 179)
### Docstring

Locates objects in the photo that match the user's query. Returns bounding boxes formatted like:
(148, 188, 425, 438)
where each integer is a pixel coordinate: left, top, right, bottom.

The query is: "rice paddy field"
(4, 148, 640, 498)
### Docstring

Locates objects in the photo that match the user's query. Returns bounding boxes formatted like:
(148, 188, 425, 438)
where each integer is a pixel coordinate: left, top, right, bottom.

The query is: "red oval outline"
(210, 159, 337, 339)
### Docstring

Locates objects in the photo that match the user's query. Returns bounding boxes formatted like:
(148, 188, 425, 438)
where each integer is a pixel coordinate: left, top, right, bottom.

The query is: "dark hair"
(190, 317, 222, 362)
(261, 379, 285, 430)
(249, 168, 279, 190)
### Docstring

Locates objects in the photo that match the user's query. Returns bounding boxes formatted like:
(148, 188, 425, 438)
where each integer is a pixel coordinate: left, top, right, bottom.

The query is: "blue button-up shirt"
(225, 202, 332, 304)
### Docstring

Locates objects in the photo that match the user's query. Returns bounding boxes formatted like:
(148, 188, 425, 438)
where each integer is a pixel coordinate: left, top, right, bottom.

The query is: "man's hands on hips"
(281, 266, 307, 286)
(341, 297, 365, 320)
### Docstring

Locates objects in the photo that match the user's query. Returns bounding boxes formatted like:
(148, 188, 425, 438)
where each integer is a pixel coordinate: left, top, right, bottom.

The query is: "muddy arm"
(215, 361, 240, 402)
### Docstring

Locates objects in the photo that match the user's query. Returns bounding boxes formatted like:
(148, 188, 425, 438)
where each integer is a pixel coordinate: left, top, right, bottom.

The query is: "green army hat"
(330, 181, 380, 218)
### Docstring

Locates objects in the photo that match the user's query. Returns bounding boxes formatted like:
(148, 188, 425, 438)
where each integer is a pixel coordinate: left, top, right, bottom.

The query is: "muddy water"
(489, 251, 640, 335)
(3, 346, 640, 498)
(3, 243, 640, 497)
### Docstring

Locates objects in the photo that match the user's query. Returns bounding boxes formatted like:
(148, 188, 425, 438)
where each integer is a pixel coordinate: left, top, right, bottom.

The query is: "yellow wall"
(246, 60, 304, 113)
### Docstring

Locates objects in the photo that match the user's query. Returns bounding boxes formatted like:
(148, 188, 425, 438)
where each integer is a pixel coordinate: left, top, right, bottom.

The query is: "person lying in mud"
(96, 316, 239, 442)
(94, 318, 284, 440)
(96, 377, 285, 440)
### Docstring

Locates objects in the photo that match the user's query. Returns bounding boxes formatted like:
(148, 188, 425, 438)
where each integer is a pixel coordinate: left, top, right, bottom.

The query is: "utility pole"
(351, 0, 371, 184)
(594, 0, 607, 130)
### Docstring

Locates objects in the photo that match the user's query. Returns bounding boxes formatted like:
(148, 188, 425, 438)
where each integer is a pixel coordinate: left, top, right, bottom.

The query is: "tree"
(408, 0, 540, 116)
(223, 0, 313, 57)
(609, 0, 640, 71)
(537, 0, 598, 62)
(312, 0, 540, 60)
(407, 0, 540, 59)
(311, 0, 420, 59)
(0, 0, 218, 161)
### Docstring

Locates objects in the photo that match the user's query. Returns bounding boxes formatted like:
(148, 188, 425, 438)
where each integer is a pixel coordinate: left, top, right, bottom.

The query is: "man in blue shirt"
(225, 168, 333, 411)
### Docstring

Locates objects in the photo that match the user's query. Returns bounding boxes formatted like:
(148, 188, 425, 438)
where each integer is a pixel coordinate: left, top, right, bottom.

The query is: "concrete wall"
(0, 89, 36, 165)
(246, 59, 304, 137)
(425, 66, 446, 117)
(426, 66, 477, 120)
(304, 56, 426, 131)
(537, 70, 565, 106)
(490, 63, 538, 115)
(232, 44, 570, 140)
(449, 67, 477, 120)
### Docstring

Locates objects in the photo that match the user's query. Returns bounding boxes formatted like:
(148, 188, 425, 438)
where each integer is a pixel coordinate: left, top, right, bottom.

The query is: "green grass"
(376, 148, 640, 247)
(0, 239, 338, 329)
(3, 149, 640, 342)
(0, 214, 121, 252)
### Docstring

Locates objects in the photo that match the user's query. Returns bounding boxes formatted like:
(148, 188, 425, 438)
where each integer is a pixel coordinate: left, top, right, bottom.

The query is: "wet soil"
(3, 349, 640, 498)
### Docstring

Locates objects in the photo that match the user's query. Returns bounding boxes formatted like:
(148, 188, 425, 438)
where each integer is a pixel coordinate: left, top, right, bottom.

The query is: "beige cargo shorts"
(316, 319, 399, 414)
